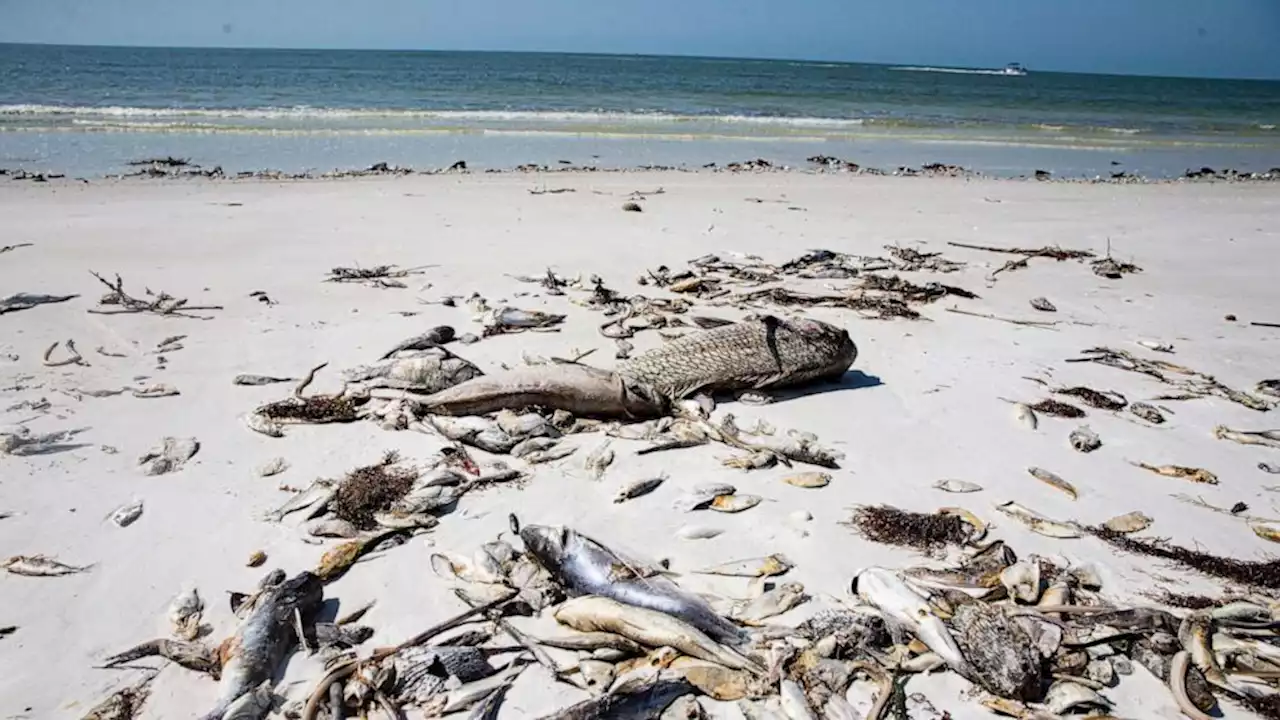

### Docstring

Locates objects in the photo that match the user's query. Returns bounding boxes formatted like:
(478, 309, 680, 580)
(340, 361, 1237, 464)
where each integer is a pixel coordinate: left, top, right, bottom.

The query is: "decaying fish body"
(950, 602, 1046, 701)
(1214, 426, 1280, 450)
(536, 670, 697, 720)
(615, 316, 857, 400)
(615, 475, 666, 503)
(169, 585, 205, 640)
(554, 596, 762, 674)
(233, 374, 295, 386)
(1133, 462, 1218, 485)
(1102, 511, 1152, 534)
(520, 524, 747, 645)
(994, 501, 1080, 538)
(1027, 466, 1078, 500)
(378, 325, 456, 359)
(344, 347, 482, 394)
(1069, 425, 1101, 453)
(201, 571, 323, 720)
(3, 554, 93, 576)
(853, 568, 965, 670)
(695, 555, 793, 578)
(413, 364, 669, 420)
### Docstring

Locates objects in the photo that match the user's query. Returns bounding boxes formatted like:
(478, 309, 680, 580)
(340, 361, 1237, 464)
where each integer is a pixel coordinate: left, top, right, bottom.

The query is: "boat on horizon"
(1002, 62, 1028, 76)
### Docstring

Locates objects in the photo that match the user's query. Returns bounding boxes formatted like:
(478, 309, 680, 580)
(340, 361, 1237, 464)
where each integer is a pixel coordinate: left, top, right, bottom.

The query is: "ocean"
(2, 43, 1279, 178)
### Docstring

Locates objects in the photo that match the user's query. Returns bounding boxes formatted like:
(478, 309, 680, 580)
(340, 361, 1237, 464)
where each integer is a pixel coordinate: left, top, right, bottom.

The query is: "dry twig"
(87, 271, 223, 319)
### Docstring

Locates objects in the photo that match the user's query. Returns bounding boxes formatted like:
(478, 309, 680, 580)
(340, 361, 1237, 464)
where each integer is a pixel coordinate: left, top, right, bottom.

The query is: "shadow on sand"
(758, 369, 884, 404)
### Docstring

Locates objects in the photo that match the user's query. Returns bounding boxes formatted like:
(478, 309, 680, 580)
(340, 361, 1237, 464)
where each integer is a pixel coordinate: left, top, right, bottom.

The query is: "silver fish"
(520, 524, 747, 644)
(615, 475, 666, 503)
(109, 500, 144, 528)
(378, 325, 456, 359)
(430, 415, 517, 454)
(584, 440, 616, 480)
(3, 554, 93, 576)
(414, 364, 669, 420)
(232, 374, 295, 386)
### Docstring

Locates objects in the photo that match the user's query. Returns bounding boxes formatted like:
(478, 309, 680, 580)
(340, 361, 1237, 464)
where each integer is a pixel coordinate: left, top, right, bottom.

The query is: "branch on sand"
(87, 271, 224, 319)
(1, 243, 34, 255)
(324, 264, 433, 289)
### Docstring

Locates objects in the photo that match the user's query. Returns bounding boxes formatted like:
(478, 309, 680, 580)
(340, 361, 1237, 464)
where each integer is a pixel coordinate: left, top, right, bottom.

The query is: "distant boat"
(1002, 63, 1028, 76)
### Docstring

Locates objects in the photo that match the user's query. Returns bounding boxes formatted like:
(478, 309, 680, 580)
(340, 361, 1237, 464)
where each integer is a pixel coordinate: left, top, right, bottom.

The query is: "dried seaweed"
(857, 274, 978, 302)
(1029, 399, 1086, 418)
(884, 246, 965, 273)
(1055, 386, 1127, 411)
(846, 505, 973, 551)
(325, 264, 429, 289)
(1067, 347, 1270, 411)
(88, 271, 223, 319)
(332, 451, 419, 529)
(1143, 590, 1219, 610)
(1229, 693, 1280, 720)
(256, 395, 363, 423)
(1088, 526, 1280, 589)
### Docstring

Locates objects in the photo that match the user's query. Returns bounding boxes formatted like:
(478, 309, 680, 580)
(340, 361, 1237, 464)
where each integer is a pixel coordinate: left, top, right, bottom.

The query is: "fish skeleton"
(520, 524, 747, 645)
(615, 315, 857, 400)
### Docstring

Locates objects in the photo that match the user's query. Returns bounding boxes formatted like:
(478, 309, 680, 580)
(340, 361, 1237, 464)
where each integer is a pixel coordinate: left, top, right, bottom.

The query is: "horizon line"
(2, 40, 1277, 83)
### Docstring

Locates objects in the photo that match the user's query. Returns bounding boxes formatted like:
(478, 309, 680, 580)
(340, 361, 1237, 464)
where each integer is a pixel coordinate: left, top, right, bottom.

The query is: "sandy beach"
(3, 171, 1280, 719)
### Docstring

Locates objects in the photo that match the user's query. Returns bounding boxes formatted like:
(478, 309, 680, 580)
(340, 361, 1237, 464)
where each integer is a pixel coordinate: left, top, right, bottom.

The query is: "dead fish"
(853, 568, 964, 670)
(615, 475, 666, 503)
(1137, 340, 1175, 353)
(315, 530, 404, 581)
(201, 571, 323, 720)
(709, 494, 762, 513)
(131, 383, 179, 399)
(1027, 466, 1078, 500)
(1256, 380, 1280, 400)
(484, 306, 566, 332)
(734, 582, 808, 625)
(379, 325, 456, 359)
(554, 595, 762, 674)
(168, 585, 204, 640)
(137, 436, 199, 476)
(511, 437, 559, 458)
(520, 523, 746, 645)
(304, 518, 361, 538)
(995, 501, 1081, 538)
(1129, 402, 1166, 424)
(1029, 297, 1056, 313)
(584, 440, 615, 480)
(1012, 403, 1038, 430)
(220, 680, 274, 720)
(694, 554, 792, 578)
(232, 374, 295, 386)
(933, 479, 983, 493)
(1249, 521, 1280, 544)
(1030, 399, 1086, 419)
(1133, 462, 1218, 485)
(524, 444, 578, 464)
(543, 669, 698, 720)
(256, 457, 289, 477)
(674, 483, 737, 512)
(415, 364, 668, 420)
(1103, 511, 1152, 534)
(1069, 425, 1101, 453)
(3, 554, 93, 576)
(999, 560, 1041, 603)
(676, 525, 723, 540)
(1261, 462, 1280, 474)
(1214, 426, 1280, 450)
(1055, 386, 1127, 411)
(779, 679, 818, 720)
(109, 499, 144, 528)
(782, 472, 830, 489)
(431, 415, 518, 454)
(264, 479, 335, 523)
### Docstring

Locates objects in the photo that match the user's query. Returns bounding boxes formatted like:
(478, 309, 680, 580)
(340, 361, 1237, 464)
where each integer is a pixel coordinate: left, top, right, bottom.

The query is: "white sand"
(2, 173, 1279, 718)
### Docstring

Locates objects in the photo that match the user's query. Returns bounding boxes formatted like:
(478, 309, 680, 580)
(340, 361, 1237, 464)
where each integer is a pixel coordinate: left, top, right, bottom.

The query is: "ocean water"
(2, 43, 1279, 178)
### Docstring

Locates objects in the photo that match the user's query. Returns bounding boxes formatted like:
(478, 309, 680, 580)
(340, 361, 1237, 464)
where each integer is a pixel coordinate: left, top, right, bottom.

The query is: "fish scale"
(615, 316, 857, 399)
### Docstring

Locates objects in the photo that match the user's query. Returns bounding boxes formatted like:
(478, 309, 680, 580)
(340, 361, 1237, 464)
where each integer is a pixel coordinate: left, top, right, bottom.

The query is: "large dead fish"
(615, 315, 857, 400)
(520, 524, 748, 645)
(410, 364, 669, 420)
(536, 669, 697, 720)
(205, 571, 323, 720)
(343, 346, 482, 393)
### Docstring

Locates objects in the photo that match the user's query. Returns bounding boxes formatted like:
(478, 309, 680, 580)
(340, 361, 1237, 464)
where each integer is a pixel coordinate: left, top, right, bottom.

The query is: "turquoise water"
(2, 44, 1279, 177)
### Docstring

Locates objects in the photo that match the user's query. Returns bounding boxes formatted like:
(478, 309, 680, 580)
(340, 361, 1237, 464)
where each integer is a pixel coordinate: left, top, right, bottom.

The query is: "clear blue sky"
(2, 0, 1278, 80)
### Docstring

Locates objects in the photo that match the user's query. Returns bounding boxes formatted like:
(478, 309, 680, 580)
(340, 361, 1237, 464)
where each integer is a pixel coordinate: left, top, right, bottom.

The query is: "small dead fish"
(674, 483, 737, 512)
(1028, 466, 1078, 500)
(933, 479, 983, 493)
(615, 475, 666, 503)
(1103, 511, 1153, 534)
(1070, 425, 1102, 453)
(995, 501, 1080, 538)
(554, 595, 762, 674)
(779, 678, 818, 720)
(131, 383, 180, 399)
(256, 457, 289, 477)
(1261, 463, 1280, 474)
(1133, 462, 1218, 485)
(304, 518, 361, 538)
(510, 437, 560, 458)
(782, 472, 830, 489)
(1056, 386, 1127, 411)
(246, 551, 266, 567)
(734, 582, 807, 625)
(1214, 426, 1280, 450)
(524, 444, 577, 464)
(1256, 380, 1280, 400)
(232, 374, 295, 386)
(168, 585, 204, 640)
(109, 499, 144, 528)
(3, 554, 93, 576)
(315, 530, 403, 581)
(1250, 521, 1280, 544)
(694, 554, 792, 578)
(1137, 340, 1175, 353)
(709, 494, 762, 513)
(676, 525, 723, 540)
(583, 440, 615, 480)
(1012, 402, 1038, 430)
(1129, 402, 1166, 424)
(1029, 297, 1056, 312)
(1030, 399, 1086, 419)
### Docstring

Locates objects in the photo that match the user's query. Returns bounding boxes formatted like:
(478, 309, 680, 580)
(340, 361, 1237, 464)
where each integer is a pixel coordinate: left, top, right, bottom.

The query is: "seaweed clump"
(1143, 590, 1219, 610)
(1029, 399, 1086, 418)
(1089, 526, 1280, 589)
(846, 505, 972, 551)
(332, 451, 419, 529)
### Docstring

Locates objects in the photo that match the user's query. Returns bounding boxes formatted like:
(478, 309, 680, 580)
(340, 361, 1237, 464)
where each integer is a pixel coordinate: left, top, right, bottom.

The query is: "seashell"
(709, 494, 762, 513)
(933, 479, 983, 493)
(783, 472, 830, 488)
(1103, 511, 1152, 534)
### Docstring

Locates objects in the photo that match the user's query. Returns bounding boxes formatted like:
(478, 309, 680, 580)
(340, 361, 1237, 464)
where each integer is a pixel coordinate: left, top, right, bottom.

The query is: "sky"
(1, 0, 1278, 80)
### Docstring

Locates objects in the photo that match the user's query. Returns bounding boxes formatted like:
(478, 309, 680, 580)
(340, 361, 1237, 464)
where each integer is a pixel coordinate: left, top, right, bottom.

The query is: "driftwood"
(944, 307, 1059, 330)
(324, 264, 432, 289)
(0, 243, 33, 255)
(88, 271, 223, 319)
(946, 241, 1095, 260)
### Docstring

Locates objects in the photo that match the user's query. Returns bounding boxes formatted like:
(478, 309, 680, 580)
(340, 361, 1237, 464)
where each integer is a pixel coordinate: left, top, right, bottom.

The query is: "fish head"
(519, 524, 571, 575)
(277, 571, 325, 614)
